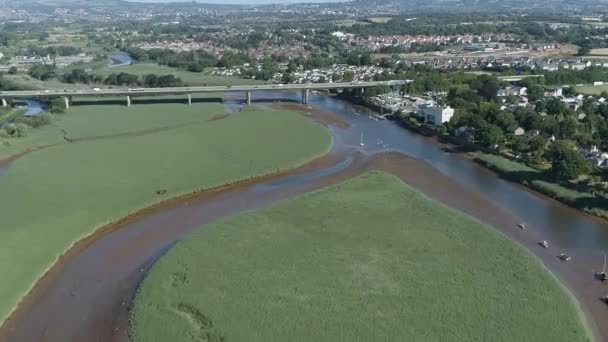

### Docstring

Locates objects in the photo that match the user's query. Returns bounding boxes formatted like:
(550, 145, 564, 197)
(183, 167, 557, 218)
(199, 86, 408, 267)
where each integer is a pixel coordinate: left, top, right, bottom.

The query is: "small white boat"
(538, 240, 548, 248)
(558, 253, 571, 262)
(518, 223, 526, 230)
(359, 132, 365, 147)
(596, 253, 608, 282)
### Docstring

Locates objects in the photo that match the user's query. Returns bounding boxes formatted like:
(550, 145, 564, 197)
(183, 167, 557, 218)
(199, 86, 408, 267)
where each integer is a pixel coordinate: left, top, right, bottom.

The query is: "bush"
(50, 98, 67, 114)
(3, 123, 27, 138)
(14, 113, 52, 128)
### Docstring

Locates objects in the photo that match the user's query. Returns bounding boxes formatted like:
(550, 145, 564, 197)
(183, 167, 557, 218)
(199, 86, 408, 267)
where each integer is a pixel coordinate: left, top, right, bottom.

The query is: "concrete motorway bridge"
(0, 80, 406, 108)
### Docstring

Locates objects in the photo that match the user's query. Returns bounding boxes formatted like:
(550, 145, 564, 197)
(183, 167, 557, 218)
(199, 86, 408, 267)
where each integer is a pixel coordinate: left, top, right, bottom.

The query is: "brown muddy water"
(1, 91, 608, 341)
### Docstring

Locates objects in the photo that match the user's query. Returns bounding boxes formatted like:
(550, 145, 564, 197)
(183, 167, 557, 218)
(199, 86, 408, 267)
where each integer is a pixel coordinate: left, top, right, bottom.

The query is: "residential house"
(416, 104, 454, 126)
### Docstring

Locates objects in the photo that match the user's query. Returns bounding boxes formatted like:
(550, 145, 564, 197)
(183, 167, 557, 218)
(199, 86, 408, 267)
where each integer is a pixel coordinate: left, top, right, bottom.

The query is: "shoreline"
(345, 95, 608, 223)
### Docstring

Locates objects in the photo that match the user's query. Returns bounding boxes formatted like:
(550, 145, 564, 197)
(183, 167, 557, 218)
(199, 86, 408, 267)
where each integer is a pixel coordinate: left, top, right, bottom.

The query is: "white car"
(92, 88, 101, 92)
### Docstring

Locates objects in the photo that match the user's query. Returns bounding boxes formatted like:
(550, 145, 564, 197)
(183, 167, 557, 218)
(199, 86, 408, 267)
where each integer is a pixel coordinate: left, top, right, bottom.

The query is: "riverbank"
(344, 94, 608, 222)
(475, 153, 608, 220)
(0, 103, 331, 331)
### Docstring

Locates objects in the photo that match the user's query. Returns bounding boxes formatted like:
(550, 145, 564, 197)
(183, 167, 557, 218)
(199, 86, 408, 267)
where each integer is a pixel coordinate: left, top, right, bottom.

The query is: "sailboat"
(360, 132, 365, 147)
(597, 253, 608, 282)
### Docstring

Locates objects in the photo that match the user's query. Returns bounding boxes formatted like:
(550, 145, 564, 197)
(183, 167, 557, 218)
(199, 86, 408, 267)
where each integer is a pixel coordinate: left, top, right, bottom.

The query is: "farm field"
(93, 63, 267, 86)
(590, 48, 608, 56)
(130, 171, 590, 342)
(0, 103, 331, 326)
(576, 84, 608, 95)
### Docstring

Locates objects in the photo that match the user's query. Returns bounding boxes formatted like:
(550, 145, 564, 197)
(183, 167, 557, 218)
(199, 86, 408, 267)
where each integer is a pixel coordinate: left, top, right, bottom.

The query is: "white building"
(417, 104, 454, 126)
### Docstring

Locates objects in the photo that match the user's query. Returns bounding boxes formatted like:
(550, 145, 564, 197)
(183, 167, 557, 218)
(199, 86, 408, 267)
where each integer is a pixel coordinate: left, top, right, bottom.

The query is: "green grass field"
(3, 74, 87, 91)
(94, 63, 267, 87)
(130, 171, 590, 342)
(4, 63, 265, 90)
(0, 103, 331, 326)
(576, 84, 608, 95)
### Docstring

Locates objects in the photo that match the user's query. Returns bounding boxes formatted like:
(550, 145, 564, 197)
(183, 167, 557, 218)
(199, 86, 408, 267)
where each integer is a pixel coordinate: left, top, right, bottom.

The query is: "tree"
(62, 68, 91, 84)
(281, 72, 295, 84)
(472, 76, 499, 101)
(529, 136, 547, 156)
(29, 64, 56, 81)
(541, 115, 559, 135)
(527, 84, 544, 102)
(4, 123, 27, 137)
(143, 74, 159, 87)
(7, 66, 17, 75)
(559, 116, 578, 139)
(187, 62, 203, 73)
(562, 86, 576, 97)
(342, 71, 355, 82)
(50, 98, 67, 114)
(546, 97, 566, 116)
(476, 123, 504, 147)
(551, 148, 592, 180)
(510, 135, 530, 153)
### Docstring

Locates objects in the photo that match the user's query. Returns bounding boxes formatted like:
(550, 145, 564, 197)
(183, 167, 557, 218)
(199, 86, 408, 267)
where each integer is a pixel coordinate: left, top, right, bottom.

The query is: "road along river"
(1, 91, 608, 341)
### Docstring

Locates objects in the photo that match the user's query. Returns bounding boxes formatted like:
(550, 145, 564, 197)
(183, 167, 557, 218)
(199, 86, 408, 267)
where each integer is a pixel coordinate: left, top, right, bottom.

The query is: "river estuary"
(0, 91, 607, 341)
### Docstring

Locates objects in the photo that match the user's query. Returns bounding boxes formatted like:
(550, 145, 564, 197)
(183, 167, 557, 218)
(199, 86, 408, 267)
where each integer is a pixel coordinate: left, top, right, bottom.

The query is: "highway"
(0, 80, 405, 99)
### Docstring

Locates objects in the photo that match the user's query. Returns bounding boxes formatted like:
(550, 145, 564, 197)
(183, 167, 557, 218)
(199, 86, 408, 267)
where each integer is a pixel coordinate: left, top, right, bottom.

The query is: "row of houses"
(0, 53, 94, 71)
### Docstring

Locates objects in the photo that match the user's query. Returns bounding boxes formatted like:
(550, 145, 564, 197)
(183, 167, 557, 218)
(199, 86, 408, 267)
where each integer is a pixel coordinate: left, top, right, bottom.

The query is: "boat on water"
(360, 132, 365, 147)
(518, 223, 526, 230)
(558, 253, 571, 262)
(538, 240, 548, 248)
(596, 253, 608, 282)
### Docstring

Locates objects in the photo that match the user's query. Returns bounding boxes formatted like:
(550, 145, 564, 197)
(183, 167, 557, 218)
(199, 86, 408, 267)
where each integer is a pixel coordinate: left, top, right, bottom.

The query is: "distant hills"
(2, 0, 607, 13)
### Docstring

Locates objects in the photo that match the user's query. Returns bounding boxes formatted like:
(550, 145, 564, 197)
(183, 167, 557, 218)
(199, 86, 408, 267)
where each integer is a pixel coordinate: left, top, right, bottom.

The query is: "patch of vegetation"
(0, 103, 331, 326)
(130, 172, 591, 342)
(94, 63, 266, 87)
(475, 153, 608, 219)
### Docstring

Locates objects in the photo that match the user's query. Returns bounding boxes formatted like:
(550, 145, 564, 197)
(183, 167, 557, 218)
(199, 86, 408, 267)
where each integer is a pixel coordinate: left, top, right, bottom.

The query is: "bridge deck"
(0, 81, 405, 99)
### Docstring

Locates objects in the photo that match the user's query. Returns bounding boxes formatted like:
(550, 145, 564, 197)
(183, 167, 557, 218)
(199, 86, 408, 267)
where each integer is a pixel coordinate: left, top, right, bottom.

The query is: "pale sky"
(128, 0, 345, 3)
(130, 0, 346, 5)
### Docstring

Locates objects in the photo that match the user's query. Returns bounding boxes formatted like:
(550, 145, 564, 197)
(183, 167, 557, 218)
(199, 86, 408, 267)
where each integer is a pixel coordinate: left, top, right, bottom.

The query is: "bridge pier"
(1, 98, 7, 107)
(301, 89, 309, 104)
(63, 96, 70, 110)
(187, 93, 192, 105)
(246, 91, 251, 105)
(126, 95, 131, 107)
